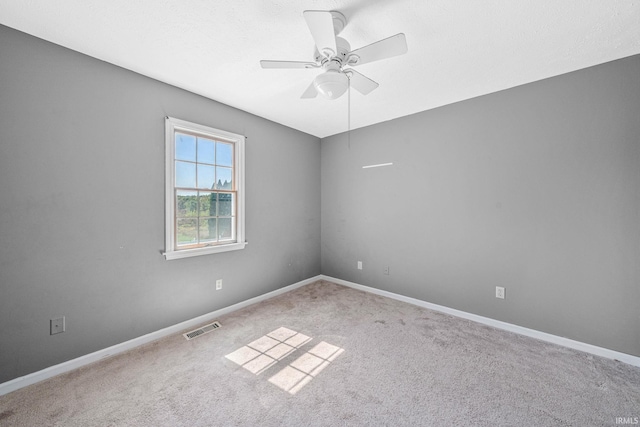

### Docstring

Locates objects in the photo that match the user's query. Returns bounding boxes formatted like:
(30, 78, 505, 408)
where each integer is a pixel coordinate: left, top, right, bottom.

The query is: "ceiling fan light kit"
(260, 10, 408, 101)
(313, 69, 349, 100)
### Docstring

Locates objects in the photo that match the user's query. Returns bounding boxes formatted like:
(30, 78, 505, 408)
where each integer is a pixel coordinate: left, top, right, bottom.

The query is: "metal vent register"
(183, 321, 221, 340)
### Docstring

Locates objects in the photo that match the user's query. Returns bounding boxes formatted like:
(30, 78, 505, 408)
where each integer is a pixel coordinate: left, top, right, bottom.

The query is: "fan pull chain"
(348, 76, 351, 150)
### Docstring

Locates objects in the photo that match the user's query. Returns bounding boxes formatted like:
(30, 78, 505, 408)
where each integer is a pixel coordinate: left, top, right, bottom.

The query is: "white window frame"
(164, 116, 246, 260)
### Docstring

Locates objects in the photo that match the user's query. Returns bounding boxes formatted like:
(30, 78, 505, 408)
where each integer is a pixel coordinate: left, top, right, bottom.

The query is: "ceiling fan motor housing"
(313, 35, 351, 100)
(315, 37, 351, 65)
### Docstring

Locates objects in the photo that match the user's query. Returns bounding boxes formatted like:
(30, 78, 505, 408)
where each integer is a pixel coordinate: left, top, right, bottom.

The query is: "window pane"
(218, 193, 234, 216)
(199, 192, 217, 216)
(176, 133, 196, 161)
(199, 218, 217, 243)
(167, 117, 246, 257)
(216, 142, 233, 167)
(176, 218, 197, 246)
(216, 167, 233, 190)
(176, 161, 196, 188)
(176, 191, 197, 217)
(197, 164, 216, 189)
(197, 137, 215, 164)
(218, 217, 233, 241)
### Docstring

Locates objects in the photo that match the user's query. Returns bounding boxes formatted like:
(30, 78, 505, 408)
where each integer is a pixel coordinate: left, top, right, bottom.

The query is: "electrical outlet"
(357, 261, 363, 270)
(216, 279, 223, 290)
(495, 286, 505, 299)
(383, 266, 390, 275)
(50, 316, 65, 335)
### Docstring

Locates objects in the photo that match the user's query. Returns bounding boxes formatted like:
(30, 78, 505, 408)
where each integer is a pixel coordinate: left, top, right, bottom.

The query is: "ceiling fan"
(260, 10, 408, 100)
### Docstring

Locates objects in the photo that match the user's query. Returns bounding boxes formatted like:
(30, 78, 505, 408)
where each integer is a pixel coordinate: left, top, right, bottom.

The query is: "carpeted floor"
(1, 280, 639, 426)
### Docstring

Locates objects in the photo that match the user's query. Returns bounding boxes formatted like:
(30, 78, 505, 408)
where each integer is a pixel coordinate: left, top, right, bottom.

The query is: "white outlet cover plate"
(50, 317, 65, 335)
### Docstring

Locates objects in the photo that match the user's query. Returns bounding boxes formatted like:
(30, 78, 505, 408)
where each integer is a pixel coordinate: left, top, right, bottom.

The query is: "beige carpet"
(1, 280, 639, 426)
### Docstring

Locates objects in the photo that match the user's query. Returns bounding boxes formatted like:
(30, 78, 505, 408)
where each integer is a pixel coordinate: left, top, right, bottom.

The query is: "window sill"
(163, 241, 247, 260)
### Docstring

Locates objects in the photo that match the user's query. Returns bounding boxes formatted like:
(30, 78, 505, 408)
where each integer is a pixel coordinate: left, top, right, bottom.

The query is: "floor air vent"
(183, 321, 221, 340)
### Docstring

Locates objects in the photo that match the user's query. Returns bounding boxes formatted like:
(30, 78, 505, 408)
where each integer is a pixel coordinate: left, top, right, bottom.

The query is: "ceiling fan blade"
(347, 33, 408, 66)
(301, 81, 318, 98)
(260, 60, 318, 69)
(347, 69, 379, 95)
(303, 10, 337, 57)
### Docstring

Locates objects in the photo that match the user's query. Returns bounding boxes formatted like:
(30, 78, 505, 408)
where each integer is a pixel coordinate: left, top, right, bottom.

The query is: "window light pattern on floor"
(225, 327, 344, 395)
(225, 327, 311, 375)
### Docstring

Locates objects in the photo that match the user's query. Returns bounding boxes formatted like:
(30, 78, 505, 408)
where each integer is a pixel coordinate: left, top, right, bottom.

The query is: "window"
(164, 117, 246, 260)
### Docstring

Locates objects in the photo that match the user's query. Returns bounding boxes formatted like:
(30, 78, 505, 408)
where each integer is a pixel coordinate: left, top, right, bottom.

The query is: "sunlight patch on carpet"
(269, 341, 344, 395)
(225, 328, 311, 375)
(225, 327, 344, 394)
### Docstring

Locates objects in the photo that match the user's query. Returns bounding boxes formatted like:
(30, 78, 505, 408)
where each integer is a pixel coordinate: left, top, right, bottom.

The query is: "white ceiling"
(1, 1, 639, 138)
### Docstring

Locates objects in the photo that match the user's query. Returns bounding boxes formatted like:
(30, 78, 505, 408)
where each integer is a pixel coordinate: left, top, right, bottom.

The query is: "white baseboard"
(3, 273, 638, 397)
(0, 275, 322, 397)
(321, 275, 640, 368)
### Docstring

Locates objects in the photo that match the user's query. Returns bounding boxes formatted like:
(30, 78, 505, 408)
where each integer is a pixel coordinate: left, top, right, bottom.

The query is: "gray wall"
(321, 55, 640, 357)
(1, 22, 638, 386)
(0, 25, 321, 383)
